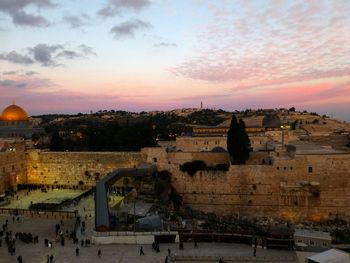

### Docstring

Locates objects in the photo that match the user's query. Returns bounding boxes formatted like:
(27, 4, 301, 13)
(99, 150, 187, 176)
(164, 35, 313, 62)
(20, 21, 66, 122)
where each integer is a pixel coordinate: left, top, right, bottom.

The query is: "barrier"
(0, 207, 77, 220)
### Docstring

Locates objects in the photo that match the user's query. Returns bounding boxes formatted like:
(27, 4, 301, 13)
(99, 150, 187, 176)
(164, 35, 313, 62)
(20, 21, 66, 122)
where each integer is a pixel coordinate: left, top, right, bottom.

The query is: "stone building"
(0, 103, 44, 139)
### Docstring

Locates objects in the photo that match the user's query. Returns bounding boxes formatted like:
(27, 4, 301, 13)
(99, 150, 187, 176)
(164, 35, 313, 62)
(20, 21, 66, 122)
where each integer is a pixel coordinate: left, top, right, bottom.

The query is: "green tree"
(227, 114, 251, 164)
(50, 131, 64, 151)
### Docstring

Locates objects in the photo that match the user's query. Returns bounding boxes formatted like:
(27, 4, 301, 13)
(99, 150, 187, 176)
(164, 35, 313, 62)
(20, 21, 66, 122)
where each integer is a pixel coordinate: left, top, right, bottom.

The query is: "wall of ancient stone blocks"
(1, 148, 350, 223)
(169, 152, 350, 222)
(0, 152, 27, 194)
(26, 151, 145, 187)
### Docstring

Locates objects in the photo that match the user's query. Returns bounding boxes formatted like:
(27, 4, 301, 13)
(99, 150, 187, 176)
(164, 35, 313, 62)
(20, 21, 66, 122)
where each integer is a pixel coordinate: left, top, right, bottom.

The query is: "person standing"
(50, 254, 54, 263)
(167, 248, 171, 256)
(98, 249, 101, 258)
(253, 247, 256, 257)
(76, 247, 79, 256)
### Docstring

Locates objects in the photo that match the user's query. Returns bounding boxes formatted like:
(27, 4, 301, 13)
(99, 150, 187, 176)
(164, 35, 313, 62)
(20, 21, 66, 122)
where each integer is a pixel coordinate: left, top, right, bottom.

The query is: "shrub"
(180, 160, 206, 176)
(180, 161, 229, 175)
(215, 163, 230, 171)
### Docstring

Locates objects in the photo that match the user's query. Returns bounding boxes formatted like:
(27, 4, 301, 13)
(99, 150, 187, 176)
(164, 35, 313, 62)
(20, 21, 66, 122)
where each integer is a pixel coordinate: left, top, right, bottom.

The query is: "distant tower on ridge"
(200, 101, 203, 109)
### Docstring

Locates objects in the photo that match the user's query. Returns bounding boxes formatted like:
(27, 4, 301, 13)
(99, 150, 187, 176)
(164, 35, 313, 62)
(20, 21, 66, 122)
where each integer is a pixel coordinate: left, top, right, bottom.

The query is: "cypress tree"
(227, 114, 251, 164)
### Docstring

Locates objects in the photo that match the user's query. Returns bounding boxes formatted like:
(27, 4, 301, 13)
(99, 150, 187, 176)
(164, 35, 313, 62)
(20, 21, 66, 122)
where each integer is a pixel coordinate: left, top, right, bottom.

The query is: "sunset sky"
(0, 0, 349, 120)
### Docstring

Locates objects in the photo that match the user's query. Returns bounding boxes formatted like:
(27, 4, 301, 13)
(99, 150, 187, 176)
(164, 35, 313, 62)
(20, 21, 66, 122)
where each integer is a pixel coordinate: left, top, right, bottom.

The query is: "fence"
(0, 207, 77, 220)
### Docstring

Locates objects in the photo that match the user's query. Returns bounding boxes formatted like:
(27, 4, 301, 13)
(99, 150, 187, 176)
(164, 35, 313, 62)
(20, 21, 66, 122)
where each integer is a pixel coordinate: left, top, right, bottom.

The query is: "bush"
(215, 163, 230, 171)
(180, 161, 229, 175)
(180, 160, 206, 176)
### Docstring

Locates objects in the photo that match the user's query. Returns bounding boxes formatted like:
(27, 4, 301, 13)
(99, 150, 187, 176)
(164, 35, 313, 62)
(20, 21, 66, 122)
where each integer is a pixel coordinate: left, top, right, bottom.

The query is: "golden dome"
(1, 104, 29, 121)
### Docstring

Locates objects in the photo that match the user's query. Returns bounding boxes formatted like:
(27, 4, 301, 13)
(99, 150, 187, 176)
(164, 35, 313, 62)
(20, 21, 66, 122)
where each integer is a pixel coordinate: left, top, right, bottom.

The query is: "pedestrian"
(47, 255, 50, 263)
(194, 240, 198, 248)
(17, 255, 22, 263)
(76, 247, 79, 256)
(179, 242, 184, 250)
(165, 255, 168, 263)
(167, 248, 171, 256)
(140, 246, 144, 255)
(253, 247, 256, 257)
(219, 258, 223, 263)
(98, 249, 101, 258)
(81, 239, 84, 247)
(50, 254, 54, 263)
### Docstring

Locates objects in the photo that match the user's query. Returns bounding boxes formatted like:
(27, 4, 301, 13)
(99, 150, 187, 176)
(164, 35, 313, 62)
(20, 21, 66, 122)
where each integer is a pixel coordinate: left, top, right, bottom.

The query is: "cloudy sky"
(0, 0, 349, 120)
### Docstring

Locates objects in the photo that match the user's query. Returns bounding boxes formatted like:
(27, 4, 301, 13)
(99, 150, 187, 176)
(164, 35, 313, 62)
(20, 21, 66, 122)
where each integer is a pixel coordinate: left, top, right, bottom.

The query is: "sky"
(0, 0, 349, 120)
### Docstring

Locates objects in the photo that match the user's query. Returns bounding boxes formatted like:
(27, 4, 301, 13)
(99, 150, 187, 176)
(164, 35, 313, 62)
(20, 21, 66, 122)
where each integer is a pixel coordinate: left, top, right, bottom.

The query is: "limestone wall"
(1, 147, 350, 223)
(169, 152, 350, 222)
(26, 151, 145, 187)
(0, 152, 27, 194)
(176, 135, 270, 152)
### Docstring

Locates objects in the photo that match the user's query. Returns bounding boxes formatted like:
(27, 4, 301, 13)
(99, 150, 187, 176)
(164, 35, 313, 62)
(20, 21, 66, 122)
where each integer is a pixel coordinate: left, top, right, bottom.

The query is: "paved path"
(0, 214, 296, 263)
(0, 193, 297, 263)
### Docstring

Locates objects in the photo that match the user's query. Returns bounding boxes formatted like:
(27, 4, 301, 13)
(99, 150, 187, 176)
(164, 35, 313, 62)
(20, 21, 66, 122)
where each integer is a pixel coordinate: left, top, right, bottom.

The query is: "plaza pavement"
(0, 191, 298, 263)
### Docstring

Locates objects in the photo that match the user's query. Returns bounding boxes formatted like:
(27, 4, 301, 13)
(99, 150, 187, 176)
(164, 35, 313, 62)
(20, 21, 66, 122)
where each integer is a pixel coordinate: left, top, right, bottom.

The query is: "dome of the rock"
(1, 104, 29, 121)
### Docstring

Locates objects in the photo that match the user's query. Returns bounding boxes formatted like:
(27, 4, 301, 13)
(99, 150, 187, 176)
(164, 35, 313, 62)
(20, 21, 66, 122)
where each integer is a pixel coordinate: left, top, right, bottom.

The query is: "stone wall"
(26, 151, 145, 187)
(0, 151, 27, 194)
(176, 135, 270, 152)
(169, 152, 350, 222)
(1, 147, 350, 223)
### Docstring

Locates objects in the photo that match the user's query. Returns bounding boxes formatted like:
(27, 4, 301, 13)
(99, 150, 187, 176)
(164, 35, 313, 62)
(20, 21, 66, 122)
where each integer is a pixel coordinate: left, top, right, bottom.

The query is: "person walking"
(98, 249, 101, 258)
(167, 248, 171, 256)
(50, 254, 54, 263)
(76, 247, 79, 256)
(140, 246, 145, 255)
(253, 247, 256, 257)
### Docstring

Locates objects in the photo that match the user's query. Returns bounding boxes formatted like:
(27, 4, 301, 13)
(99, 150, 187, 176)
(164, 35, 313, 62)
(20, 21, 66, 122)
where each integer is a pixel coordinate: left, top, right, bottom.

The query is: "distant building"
(294, 229, 332, 252)
(0, 104, 44, 139)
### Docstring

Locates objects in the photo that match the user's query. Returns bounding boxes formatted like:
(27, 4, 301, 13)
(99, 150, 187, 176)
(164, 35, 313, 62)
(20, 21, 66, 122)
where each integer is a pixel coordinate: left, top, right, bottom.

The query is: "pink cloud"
(171, 0, 350, 96)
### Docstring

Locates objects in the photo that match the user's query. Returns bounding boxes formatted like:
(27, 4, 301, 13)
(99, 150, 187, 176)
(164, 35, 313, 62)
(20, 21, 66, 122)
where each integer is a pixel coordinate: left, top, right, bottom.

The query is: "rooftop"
(294, 229, 332, 241)
(307, 249, 350, 263)
(288, 141, 349, 155)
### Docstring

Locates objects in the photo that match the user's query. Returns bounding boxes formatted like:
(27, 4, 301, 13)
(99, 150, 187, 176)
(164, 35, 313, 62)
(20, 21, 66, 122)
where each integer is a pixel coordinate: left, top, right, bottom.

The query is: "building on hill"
(0, 104, 44, 139)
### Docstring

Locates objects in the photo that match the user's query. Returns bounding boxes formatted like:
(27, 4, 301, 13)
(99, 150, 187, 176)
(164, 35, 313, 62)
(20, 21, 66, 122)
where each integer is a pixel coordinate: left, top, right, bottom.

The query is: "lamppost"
(280, 124, 290, 148)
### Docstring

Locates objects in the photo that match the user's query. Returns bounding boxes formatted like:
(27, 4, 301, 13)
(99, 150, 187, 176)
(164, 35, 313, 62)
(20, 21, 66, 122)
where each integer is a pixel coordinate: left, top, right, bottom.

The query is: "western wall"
(1, 147, 350, 222)
(26, 151, 145, 187)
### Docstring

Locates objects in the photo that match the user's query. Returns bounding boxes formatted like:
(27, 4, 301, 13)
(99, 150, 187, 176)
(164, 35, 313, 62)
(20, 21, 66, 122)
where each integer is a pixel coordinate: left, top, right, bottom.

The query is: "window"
(322, 242, 328, 247)
(308, 166, 313, 173)
(309, 240, 315, 246)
